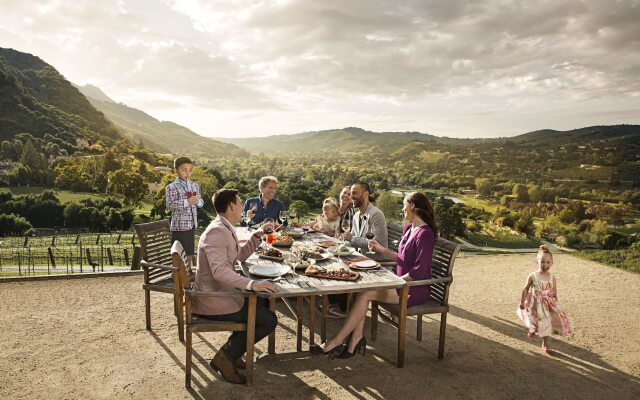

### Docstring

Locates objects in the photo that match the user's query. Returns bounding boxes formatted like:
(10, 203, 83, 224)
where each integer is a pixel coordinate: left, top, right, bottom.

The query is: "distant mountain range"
(2, 47, 638, 159)
(214, 125, 640, 154)
(75, 84, 248, 158)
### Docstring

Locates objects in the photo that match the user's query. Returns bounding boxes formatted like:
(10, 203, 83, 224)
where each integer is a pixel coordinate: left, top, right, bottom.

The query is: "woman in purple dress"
(311, 192, 438, 358)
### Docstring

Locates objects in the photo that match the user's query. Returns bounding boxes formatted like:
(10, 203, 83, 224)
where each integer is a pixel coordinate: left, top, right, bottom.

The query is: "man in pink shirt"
(192, 188, 278, 384)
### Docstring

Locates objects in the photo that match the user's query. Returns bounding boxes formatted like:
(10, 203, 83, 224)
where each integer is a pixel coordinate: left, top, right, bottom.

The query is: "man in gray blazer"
(344, 182, 388, 251)
(192, 188, 278, 384)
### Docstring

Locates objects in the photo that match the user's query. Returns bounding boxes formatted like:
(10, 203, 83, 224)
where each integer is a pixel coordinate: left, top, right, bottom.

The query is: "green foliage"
(0, 213, 33, 236)
(289, 200, 309, 218)
(107, 169, 147, 206)
(574, 249, 640, 273)
(376, 191, 402, 222)
(432, 196, 465, 239)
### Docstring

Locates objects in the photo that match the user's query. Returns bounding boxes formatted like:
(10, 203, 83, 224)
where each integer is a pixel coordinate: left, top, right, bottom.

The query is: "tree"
(376, 191, 402, 222)
(433, 197, 465, 239)
(512, 183, 529, 203)
(289, 200, 309, 218)
(107, 169, 147, 206)
(475, 178, 492, 197)
(0, 213, 33, 236)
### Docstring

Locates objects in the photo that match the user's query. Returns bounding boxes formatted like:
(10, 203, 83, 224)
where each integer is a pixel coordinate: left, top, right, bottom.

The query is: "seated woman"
(311, 192, 438, 358)
(310, 198, 340, 236)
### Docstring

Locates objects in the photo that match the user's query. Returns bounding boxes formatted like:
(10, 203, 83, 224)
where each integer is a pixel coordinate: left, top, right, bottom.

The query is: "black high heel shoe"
(337, 336, 367, 358)
(309, 343, 346, 359)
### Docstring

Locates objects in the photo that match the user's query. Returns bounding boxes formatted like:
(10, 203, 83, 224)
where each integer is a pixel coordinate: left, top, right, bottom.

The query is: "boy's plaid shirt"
(165, 178, 203, 231)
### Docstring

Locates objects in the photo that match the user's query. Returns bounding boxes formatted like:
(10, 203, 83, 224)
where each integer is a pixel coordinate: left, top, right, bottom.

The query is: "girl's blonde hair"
(322, 197, 339, 213)
(537, 244, 553, 260)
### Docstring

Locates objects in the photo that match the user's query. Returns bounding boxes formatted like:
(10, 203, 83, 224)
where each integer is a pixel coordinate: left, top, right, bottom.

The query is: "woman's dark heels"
(337, 336, 367, 358)
(309, 343, 345, 359)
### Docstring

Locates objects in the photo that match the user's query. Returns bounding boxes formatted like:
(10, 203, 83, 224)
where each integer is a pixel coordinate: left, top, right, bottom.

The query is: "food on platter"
(305, 265, 319, 275)
(288, 257, 316, 270)
(272, 234, 294, 247)
(304, 266, 359, 281)
(255, 247, 285, 261)
(292, 243, 329, 260)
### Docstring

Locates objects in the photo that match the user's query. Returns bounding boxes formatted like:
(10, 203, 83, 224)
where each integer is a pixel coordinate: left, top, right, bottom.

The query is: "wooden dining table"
(236, 227, 405, 354)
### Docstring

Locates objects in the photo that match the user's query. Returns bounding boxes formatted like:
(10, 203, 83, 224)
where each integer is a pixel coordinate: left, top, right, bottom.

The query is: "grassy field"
(465, 231, 540, 249)
(574, 249, 640, 273)
(0, 186, 105, 203)
(456, 194, 500, 214)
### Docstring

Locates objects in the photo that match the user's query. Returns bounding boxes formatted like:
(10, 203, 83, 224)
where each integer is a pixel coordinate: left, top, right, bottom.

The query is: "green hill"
(215, 127, 481, 153)
(215, 125, 640, 155)
(77, 85, 249, 158)
(506, 125, 640, 146)
(0, 48, 122, 151)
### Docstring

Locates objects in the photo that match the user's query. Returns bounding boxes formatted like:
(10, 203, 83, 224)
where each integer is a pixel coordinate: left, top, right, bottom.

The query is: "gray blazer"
(350, 203, 388, 250)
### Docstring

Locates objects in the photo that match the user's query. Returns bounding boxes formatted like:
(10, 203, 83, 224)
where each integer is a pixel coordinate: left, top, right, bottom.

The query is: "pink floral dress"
(518, 272, 572, 337)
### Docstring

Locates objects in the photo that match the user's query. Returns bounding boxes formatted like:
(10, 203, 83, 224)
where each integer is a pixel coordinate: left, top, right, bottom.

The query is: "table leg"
(268, 297, 276, 355)
(296, 296, 303, 352)
(245, 296, 257, 386)
(321, 295, 328, 342)
(309, 295, 316, 347)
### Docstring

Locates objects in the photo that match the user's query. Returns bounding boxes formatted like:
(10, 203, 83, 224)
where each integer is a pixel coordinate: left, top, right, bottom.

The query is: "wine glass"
(365, 225, 375, 255)
(242, 211, 253, 229)
(288, 209, 297, 224)
(340, 218, 351, 243)
(279, 210, 288, 227)
(248, 203, 257, 222)
(263, 218, 276, 245)
(302, 217, 311, 233)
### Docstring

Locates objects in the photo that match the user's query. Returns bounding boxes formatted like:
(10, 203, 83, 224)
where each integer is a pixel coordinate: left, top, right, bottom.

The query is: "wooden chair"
(387, 221, 404, 252)
(371, 237, 459, 367)
(133, 220, 184, 341)
(180, 243, 257, 386)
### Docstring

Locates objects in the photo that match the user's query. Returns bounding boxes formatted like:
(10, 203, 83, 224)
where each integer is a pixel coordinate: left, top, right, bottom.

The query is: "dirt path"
(1, 254, 638, 399)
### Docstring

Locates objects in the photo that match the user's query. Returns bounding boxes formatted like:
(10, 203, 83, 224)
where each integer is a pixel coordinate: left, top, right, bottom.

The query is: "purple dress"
(396, 224, 435, 307)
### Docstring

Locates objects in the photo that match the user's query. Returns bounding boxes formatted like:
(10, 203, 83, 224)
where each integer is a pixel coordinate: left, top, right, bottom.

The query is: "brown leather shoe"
(210, 351, 246, 384)
(234, 358, 246, 370)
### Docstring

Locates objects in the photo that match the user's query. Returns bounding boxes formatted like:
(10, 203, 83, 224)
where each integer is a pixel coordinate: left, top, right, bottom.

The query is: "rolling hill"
(214, 127, 492, 154)
(76, 85, 249, 158)
(215, 125, 640, 154)
(0, 47, 122, 150)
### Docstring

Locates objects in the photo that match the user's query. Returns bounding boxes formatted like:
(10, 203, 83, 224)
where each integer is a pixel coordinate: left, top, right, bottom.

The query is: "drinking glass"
(288, 209, 297, 224)
(263, 218, 275, 244)
(279, 210, 288, 226)
(365, 225, 375, 254)
(340, 218, 351, 243)
(302, 218, 311, 233)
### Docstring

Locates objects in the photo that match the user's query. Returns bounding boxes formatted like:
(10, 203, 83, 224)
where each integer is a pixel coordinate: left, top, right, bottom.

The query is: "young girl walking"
(518, 245, 572, 354)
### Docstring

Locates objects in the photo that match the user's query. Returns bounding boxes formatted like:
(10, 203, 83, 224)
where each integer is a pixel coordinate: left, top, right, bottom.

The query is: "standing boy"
(166, 156, 203, 266)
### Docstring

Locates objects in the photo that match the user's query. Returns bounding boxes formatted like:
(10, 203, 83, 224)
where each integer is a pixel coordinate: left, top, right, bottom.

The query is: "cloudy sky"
(1, 0, 639, 138)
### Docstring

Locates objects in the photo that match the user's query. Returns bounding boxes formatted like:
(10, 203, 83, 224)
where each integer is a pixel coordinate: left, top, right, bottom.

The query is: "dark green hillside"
(0, 48, 122, 149)
(507, 125, 640, 146)
(80, 93, 249, 158)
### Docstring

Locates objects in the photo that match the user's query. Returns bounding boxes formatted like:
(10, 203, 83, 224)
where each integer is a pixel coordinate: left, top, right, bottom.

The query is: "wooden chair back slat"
(387, 222, 404, 252)
(171, 241, 191, 290)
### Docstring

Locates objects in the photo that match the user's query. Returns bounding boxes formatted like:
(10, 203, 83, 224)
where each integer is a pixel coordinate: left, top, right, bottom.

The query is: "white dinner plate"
(351, 259, 378, 268)
(327, 245, 355, 256)
(248, 264, 290, 278)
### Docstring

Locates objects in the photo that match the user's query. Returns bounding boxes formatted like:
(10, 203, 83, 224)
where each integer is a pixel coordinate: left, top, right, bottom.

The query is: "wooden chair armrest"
(185, 289, 256, 298)
(406, 276, 452, 287)
(140, 261, 178, 272)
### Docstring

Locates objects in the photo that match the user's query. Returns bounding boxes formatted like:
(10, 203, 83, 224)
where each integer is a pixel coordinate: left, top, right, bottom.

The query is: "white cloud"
(1, 0, 639, 138)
